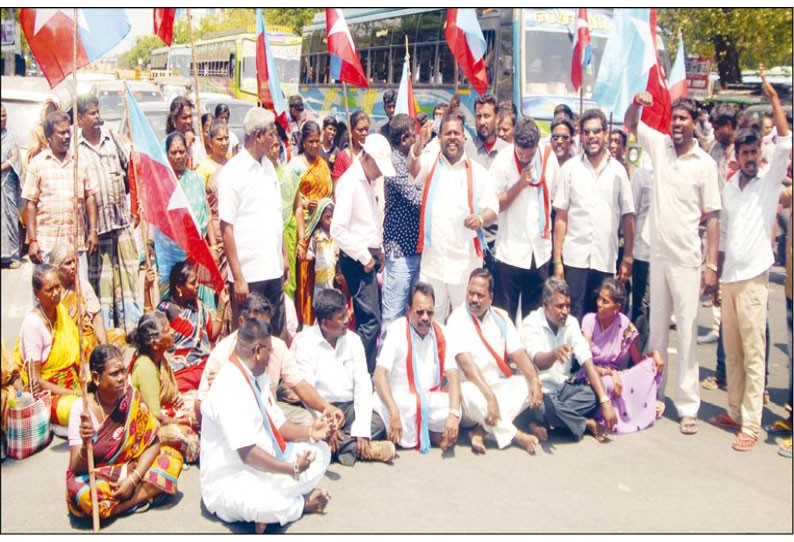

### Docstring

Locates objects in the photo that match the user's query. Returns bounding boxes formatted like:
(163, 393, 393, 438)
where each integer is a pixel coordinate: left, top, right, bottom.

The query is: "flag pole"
(454, 63, 459, 98)
(579, 84, 583, 121)
(72, 8, 100, 534)
(121, 82, 156, 309)
(343, 81, 353, 152)
(187, 10, 207, 156)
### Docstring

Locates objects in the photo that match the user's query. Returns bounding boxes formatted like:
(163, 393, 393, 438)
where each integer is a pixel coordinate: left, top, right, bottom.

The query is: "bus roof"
(305, 8, 440, 32)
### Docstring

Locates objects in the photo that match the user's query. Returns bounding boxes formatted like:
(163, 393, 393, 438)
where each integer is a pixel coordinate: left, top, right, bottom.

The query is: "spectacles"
(551, 134, 571, 141)
(413, 309, 435, 317)
(582, 128, 603, 136)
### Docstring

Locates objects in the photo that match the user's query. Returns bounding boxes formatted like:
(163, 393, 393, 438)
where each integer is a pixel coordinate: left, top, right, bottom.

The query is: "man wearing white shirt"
(521, 278, 617, 442)
(626, 94, 721, 435)
(292, 289, 394, 466)
(552, 108, 636, 322)
(331, 134, 394, 372)
(200, 319, 332, 532)
(374, 282, 462, 453)
(492, 117, 556, 322)
(630, 157, 654, 349)
(447, 269, 544, 454)
(713, 71, 791, 452)
(219, 107, 289, 336)
(407, 110, 499, 322)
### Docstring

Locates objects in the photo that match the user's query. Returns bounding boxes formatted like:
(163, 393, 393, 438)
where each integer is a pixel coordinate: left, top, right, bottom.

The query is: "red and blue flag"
(445, 9, 489, 95)
(326, 9, 368, 88)
(668, 34, 689, 101)
(256, 9, 290, 137)
(571, 8, 592, 92)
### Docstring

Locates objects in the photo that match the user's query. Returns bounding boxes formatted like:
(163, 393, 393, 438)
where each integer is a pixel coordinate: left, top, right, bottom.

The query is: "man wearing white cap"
(331, 133, 396, 372)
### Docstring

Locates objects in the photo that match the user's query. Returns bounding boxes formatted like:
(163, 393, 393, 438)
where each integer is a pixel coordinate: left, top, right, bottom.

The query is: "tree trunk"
(712, 33, 742, 87)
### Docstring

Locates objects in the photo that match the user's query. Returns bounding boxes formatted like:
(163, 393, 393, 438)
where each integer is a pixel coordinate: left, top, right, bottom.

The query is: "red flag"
(154, 9, 177, 46)
(640, 9, 672, 135)
(571, 8, 592, 92)
(326, 9, 368, 88)
(256, 9, 290, 138)
(445, 9, 489, 95)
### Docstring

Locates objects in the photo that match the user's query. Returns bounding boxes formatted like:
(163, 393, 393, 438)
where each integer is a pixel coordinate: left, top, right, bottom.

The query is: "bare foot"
(585, 418, 609, 443)
(468, 426, 487, 454)
(528, 421, 548, 442)
(303, 489, 330, 514)
(655, 400, 666, 420)
(514, 430, 539, 455)
(255, 523, 267, 534)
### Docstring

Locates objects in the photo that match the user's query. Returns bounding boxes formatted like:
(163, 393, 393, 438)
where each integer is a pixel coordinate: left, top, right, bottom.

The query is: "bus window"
(437, 42, 457, 87)
(353, 22, 372, 50)
(413, 43, 437, 86)
(415, 10, 441, 43)
(496, 25, 513, 104)
(315, 53, 329, 85)
(371, 48, 390, 85)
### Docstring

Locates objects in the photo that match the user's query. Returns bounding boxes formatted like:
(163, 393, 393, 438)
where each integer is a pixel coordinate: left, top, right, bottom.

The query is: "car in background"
(198, 92, 250, 150)
(75, 72, 117, 97)
(89, 80, 164, 133)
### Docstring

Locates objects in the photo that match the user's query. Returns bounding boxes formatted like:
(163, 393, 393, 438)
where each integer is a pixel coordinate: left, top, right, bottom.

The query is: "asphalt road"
(1, 261, 791, 534)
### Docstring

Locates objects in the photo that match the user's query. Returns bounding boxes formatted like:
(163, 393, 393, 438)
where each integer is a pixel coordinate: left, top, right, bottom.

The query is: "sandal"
(778, 437, 792, 458)
(655, 400, 666, 420)
(731, 432, 757, 452)
(709, 413, 740, 430)
(764, 419, 793, 434)
(125, 500, 150, 515)
(679, 416, 698, 435)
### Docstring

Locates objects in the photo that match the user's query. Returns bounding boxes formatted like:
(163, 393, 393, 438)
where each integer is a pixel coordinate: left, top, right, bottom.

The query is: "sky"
(108, 8, 153, 56)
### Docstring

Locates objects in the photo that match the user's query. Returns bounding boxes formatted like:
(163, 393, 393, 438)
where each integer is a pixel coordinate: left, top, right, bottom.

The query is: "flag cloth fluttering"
(445, 8, 489, 95)
(668, 34, 690, 101)
(326, 9, 368, 88)
(153, 8, 177, 46)
(256, 8, 290, 137)
(395, 52, 419, 132)
(570, 8, 592, 92)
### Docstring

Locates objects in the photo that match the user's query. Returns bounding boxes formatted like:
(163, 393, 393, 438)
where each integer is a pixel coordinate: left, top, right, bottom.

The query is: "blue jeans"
(380, 254, 421, 338)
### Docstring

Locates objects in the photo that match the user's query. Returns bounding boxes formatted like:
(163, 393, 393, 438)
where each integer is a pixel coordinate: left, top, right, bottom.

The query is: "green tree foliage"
(172, 8, 322, 44)
(118, 35, 165, 69)
(658, 8, 792, 86)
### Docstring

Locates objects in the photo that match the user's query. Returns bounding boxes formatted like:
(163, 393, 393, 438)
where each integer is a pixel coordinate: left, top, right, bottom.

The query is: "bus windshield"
(169, 52, 191, 76)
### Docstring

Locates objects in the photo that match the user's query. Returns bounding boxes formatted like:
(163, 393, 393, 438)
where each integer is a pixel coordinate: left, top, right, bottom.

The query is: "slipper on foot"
(679, 416, 698, 435)
(731, 432, 757, 452)
(709, 413, 740, 430)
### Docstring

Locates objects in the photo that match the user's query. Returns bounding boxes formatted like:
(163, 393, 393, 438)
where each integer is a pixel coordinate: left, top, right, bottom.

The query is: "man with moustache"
(77, 95, 143, 335)
(447, 269, 544, 454)
(552, 108, 635, 321)
(711, 68, 791, 451)
(625, 94, 721, 435)
(374, 282, 462, 453)
(521, 277, 617, 442)
(407, 110, 499, 322)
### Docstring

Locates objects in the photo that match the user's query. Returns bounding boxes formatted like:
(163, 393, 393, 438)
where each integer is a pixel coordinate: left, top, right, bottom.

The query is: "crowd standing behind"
(0, 62, 792, 530)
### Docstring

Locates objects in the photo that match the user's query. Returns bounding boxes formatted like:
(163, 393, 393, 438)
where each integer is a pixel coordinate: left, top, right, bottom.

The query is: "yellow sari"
(61, 286, 126, 361)
(14, 304, 81, 426)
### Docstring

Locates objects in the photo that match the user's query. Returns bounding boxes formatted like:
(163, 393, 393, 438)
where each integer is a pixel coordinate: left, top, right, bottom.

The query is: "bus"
(150, 44, 191, 78)
(190, 28, 302, 102)
(299, 8, 671, 134)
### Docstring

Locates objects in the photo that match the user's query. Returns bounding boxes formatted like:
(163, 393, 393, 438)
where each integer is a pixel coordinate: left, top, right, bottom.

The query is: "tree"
(172, 8, 322, 44)
(118, 35, 164, 69)
(658, 8, 792, 87)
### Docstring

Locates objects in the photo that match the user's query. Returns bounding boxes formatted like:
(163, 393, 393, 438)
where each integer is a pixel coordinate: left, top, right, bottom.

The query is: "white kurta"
(200, 359, 330, 526)
(373, 317, 458, 449)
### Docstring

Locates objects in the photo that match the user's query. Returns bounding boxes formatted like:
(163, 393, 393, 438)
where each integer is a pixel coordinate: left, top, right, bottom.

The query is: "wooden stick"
(454, 62, 459, 97)
(72, 9, 100, 534)
(343, 81, 353, 153)
(579, 84, 583, 121)
(187, 10, 207, 156)
(121, 82, 156, 309)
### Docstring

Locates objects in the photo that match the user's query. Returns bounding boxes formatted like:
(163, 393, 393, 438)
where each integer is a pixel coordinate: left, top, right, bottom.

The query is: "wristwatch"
(448, 407, 461, 418)
(599, 395, 611, 405)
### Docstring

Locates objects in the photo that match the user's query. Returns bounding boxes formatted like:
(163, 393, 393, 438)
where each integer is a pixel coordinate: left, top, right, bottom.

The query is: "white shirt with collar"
(520, 307, 592, 395)
(217, 147, 283, 283)
(330, 158, 383, 266)
(720, 134, 793, 283)
(446, 303, 523, 388)
(636, 121, 721, 268)
(492, 144, 556, 269)
(415, 151, 499, 285)
(291, 325, 373, 438)
(553, 151, 635, 273)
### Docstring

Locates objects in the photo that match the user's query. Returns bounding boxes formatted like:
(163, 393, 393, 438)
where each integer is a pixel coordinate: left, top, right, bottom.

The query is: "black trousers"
(333, 401, 387, 465)
(565, 266, 611, 322)
(229, 277, 285, 336)
(631, 260, 650, 352)
(526, 381, 598, 440)
(493, 258, 548, 322)
(339, 250, 382, 373)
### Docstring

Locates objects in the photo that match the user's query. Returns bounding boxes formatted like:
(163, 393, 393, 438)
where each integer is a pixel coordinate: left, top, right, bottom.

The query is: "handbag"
(6, 360, 53, 459)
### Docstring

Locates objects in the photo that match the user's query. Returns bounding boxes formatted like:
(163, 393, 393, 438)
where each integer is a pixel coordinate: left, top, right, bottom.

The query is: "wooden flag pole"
(72, 9, 100, 534)
(343, 81, 353, 152)
(454, 63, 459, 99)
(121, 82, 156, 310)
(579, 84, 584, 121)
(187, 10, 207, 155)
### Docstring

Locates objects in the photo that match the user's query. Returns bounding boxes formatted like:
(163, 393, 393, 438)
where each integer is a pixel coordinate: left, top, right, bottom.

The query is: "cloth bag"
(6, 361, 52, 459)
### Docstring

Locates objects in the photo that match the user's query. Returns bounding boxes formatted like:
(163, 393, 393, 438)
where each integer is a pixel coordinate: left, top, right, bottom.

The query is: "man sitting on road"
(374, 282, 462, 453)
(447, 268, 544, 455)
(521, 277, 617, 442)
(291, 289, 395, 466)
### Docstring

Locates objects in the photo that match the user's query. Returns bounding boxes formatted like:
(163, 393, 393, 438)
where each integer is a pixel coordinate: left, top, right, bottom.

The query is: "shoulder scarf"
(405, 318, 446, 454)
(417, 153, 486, 258)
(515, 145, 552, 239)
(469, 307, 513, 378)
(229, 351, 293, 461)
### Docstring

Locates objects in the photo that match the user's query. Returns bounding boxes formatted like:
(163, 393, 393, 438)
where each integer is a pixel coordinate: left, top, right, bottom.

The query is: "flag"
(153, 8, 177, 46)
(445, 8, 489, 95)
(591, 8, 671, 134)
(571, 8, 592, 92)
(668, 34, 689, 101)
(326, 9, 368, 87)
(20, 8, 130, 88)
(125, 88, 224, 295)
(395, 52, 419, 132)
(256, 9, 290, 137)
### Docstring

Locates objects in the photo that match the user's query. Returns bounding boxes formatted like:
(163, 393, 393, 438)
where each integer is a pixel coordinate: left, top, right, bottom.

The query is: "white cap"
(362, 133, 396, 178)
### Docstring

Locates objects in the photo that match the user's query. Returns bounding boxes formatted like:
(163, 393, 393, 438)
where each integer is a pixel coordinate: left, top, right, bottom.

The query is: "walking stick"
(72, 9, 100, 533)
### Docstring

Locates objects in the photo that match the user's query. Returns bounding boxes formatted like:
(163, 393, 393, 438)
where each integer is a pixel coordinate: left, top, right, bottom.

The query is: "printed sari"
(66, 386, 183, 519)
(278, 163, 301, 299)
(14, 304, 81, 426)
(157, 298, 211, 393)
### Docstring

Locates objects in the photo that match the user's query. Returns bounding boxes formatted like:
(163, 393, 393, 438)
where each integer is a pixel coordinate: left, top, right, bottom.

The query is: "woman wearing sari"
(1, 104, 22, 268)
(195, 119, 230, 283)
(67, 344, 183, 518)
(14, 264, 81, 432)
(153, 131, 218, 311)
(332, 110, 370, 182)
(269, 137, 304, 300)
(157, 260, 228, 393)
(130, 311, 199, 463)
(578, 278, 665, 435)
(288, 121, 333, 325)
